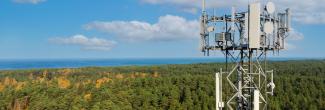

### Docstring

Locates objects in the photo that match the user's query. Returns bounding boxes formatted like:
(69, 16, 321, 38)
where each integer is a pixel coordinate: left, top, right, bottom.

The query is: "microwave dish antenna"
(266, 2, 275, 14)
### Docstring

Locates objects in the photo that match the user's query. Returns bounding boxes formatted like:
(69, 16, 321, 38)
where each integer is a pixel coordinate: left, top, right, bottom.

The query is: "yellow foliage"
(135, 72, 140, 77)
(152, 72, 159, 78)
(57, 77, 70, 89)
(4, 77, 17, 86)
(129, 74, 136, 79)
(46, 80, 53, 87)
(15, 82, 27, 91)
(83, 80, 92, 85)
(95, 77, 111, 88)
(0, 83, 5, 92)
(84, 93, 92, 101)
(130, 72, 150, 78)
(36, 76, 45, 83)
(140, 73, 147, 78)
(115, 74, 124, 79)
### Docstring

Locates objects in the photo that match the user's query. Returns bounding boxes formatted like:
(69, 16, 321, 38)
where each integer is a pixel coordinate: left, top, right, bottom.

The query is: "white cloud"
(287, 28, 304, 41)
(182, 8, 198, 14)
(49, 34, 117, 51)
(84, 15, 199, 42)
(284, 42, 296, 50)
(141, 0, 247, 9)
(285, 28, 304, 50)
(141, 0, 325, 24)
(275, 0, 325, 24)
(140, 0, 247, 14)
(13, 0, 46, 4)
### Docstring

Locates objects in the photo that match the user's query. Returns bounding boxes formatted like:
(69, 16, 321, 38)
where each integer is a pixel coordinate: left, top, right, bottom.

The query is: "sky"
(0, 0, 324, 59)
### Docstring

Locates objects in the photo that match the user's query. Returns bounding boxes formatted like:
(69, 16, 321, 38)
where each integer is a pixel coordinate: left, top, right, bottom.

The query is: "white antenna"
(286, 8, 291, 31)
(231, 6, 236, 32)
(202, 0, 206, 13)
(264, 21, 274, 34)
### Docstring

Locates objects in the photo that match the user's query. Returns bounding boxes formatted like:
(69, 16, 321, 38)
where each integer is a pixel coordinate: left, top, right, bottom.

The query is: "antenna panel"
(249, 2, 261, 49)
(242, 12, 249, 45)
(286, 9, 291, 31)
(280, 37, 284, 49)
(264, 22, 274, 34)
(231, 7, 236, 31)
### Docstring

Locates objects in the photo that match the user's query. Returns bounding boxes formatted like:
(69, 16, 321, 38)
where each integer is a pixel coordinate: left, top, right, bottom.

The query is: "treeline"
(0, 60, 324, 110)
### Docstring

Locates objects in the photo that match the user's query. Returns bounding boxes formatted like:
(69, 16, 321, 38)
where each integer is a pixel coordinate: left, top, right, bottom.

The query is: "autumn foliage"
(0, 60, 324, 109)
(57, 77, 71, 89)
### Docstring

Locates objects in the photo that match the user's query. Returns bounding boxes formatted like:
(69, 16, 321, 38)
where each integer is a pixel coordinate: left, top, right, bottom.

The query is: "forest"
(0, 60, 324, 110)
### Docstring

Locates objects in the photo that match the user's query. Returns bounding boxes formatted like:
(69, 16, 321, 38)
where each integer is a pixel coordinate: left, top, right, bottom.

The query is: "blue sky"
(0, 0, 324, 59)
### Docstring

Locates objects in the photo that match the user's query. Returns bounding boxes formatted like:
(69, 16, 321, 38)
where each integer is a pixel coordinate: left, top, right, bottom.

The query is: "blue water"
(0, 57, 315, 70)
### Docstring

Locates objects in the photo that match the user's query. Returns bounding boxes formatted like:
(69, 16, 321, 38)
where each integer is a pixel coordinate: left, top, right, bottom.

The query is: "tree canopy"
(0, 60, 324, 109)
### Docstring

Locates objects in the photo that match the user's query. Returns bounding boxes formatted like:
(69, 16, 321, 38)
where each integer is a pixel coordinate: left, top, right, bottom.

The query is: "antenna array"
(199, 1, 291, 110)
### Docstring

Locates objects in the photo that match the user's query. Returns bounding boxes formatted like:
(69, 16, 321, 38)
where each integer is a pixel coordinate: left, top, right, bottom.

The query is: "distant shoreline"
(0, 58, 323, 71)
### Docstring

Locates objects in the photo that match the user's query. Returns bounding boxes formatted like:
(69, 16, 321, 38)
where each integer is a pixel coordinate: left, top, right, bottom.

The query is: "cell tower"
(199, 0, 291, 110)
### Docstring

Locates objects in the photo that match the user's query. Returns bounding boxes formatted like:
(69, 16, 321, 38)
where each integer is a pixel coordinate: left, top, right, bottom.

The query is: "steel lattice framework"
(199, 1, 290, 110)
